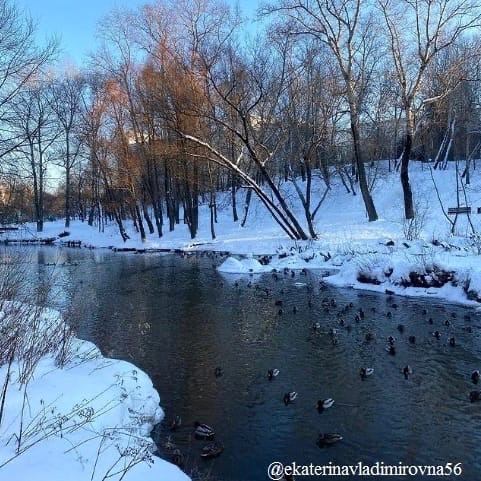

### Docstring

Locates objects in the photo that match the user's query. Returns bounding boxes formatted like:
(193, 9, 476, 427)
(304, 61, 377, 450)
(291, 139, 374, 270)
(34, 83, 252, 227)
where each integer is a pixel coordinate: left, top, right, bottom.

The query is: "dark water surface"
(11, 247, 481, 480)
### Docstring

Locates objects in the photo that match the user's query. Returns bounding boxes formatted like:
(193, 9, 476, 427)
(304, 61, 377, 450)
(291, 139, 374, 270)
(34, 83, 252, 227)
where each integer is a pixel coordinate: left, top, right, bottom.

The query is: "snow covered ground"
(2, 161, 481, 479)
(0, 303, 189, 481)
(6, 161, 481, 306)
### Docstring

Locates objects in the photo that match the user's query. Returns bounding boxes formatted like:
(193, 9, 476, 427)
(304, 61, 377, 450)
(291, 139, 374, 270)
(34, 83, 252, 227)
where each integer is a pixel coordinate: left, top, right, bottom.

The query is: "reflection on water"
(6, 247, 481, 480)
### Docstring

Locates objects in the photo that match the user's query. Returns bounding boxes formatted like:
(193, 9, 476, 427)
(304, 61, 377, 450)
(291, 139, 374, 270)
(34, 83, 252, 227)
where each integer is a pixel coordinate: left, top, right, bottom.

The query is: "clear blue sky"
(17, 0, 261, 66)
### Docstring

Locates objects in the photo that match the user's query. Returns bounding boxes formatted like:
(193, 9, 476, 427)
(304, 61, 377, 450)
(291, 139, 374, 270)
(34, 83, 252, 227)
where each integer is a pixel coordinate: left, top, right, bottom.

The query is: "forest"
(1, 0, 481, 241)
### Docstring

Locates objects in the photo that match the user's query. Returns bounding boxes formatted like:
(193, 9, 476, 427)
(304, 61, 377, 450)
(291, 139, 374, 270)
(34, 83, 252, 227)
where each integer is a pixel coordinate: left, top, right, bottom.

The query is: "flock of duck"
(161, 264, 480, 477)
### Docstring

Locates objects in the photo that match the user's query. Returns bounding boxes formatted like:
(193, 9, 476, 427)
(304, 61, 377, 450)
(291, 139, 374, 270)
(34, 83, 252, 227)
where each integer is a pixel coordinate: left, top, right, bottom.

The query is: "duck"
(359, 308, 365, 319)
(360, 367, 374, 380)
(317, 398, 334, 412)
(318, 433, 343, 446)
(422, 308, 427, 315)
(365, 332, 375, 342)
(354, 315, 360, 322)
(470, 390, 481, 403)
(403, 365, 412, 380)
(312, 321, 321, 330)
(428, 318, 434, 325)
(214, 367, 223, 377)
(283, 391, 297, 405)
(408, 335, 416, 344)
(267, 368, 280, 381)
(171, 448, 184, 467)
(386, 311, 392, 318)
(194, 422, 215, 439)
(449, 336, 456, 347)
(397, 324, 405, 333)
(201, 442, 224, 459)
(170, 415, 182, 430)
(387, 336, 396, 345)
(445, 319, 450, 327)
(386, 345, 396, 355)
(471, 370, 480, 384)
(433, 331, 441, 340)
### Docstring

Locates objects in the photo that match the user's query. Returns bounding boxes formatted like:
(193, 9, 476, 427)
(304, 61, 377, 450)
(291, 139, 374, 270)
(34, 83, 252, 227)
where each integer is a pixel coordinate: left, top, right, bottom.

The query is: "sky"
(17, 0, 261, 66)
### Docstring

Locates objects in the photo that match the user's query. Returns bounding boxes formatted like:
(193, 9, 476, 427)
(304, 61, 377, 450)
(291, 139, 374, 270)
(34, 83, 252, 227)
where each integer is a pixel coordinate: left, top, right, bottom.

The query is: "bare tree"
(0, 0, 57, 166)
(378, 0, 481, 219)
(264, 0, 380, 221)
(48, 69, 86, 228)
(9, 81, 61, 232)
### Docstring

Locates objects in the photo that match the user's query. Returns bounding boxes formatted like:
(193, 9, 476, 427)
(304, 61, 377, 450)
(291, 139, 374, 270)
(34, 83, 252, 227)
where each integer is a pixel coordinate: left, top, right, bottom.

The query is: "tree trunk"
(65, 134, 71, 228)
(231, 177, 238, 222)
(142, 203, 155, 234)
(400, 111, 415, 220)
(350, 109, 378, 221)
(210, 192, 216, 240)
(135, 203, 146, 242)
(241, 188, 252, 227)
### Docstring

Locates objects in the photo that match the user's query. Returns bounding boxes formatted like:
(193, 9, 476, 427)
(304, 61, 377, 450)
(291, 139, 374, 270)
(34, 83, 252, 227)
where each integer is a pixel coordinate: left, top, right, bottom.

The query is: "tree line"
(2, 0, 481, 240)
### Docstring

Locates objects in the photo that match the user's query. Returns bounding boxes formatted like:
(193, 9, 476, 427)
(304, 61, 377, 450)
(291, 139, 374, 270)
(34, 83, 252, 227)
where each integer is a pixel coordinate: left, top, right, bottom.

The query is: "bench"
(447, 207, 471, 215)
(0, 226, 19, 231)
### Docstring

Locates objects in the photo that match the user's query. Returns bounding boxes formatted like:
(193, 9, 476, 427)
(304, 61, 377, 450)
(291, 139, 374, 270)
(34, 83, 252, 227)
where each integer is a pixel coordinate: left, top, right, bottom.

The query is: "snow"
(0, 304, 189, 481)
(217, 256, 269, 273)
(3, 161, 481, 477)
(4, 161, 481, 311)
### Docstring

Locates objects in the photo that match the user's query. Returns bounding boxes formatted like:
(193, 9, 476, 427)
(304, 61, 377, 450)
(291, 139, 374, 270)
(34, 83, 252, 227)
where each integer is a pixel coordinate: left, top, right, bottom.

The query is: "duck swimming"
(318, 433, 343, 446)
(403, 365, 412, 380)
(194, 422, 215, 439)
(360, 367, 374, 380)
(472, 370, 480, 384)
(317, 398, 334, 412)
(284, 392, 298, 405)
(470, 390, 481, 403)
(267, 369, 280, 381)
(171, 449, 184, 467)
(386, 345, 396, 355)
(201, 442, 224, 459)
(214, 367, 223, 377)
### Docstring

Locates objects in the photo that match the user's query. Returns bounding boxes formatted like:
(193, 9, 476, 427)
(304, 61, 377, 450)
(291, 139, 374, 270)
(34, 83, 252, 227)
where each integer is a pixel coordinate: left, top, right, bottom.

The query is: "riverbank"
(0, 303, 189, 481)
(4, 162, 481, 306)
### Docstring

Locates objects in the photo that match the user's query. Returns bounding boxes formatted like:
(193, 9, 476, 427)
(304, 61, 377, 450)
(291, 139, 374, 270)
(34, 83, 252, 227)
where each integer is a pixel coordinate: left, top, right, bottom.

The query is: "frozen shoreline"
(0, 305, 189, 481)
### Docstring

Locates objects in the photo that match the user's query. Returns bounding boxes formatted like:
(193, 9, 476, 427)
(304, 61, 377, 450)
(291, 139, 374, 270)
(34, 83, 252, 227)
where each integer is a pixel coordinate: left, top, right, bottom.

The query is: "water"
(8, 247, 481, 480)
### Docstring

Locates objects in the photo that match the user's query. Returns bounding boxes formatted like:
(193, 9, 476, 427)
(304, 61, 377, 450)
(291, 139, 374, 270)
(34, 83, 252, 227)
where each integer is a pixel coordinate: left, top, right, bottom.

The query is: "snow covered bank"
(5, 162, 481, 306)
(0, 303, 189, 481)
